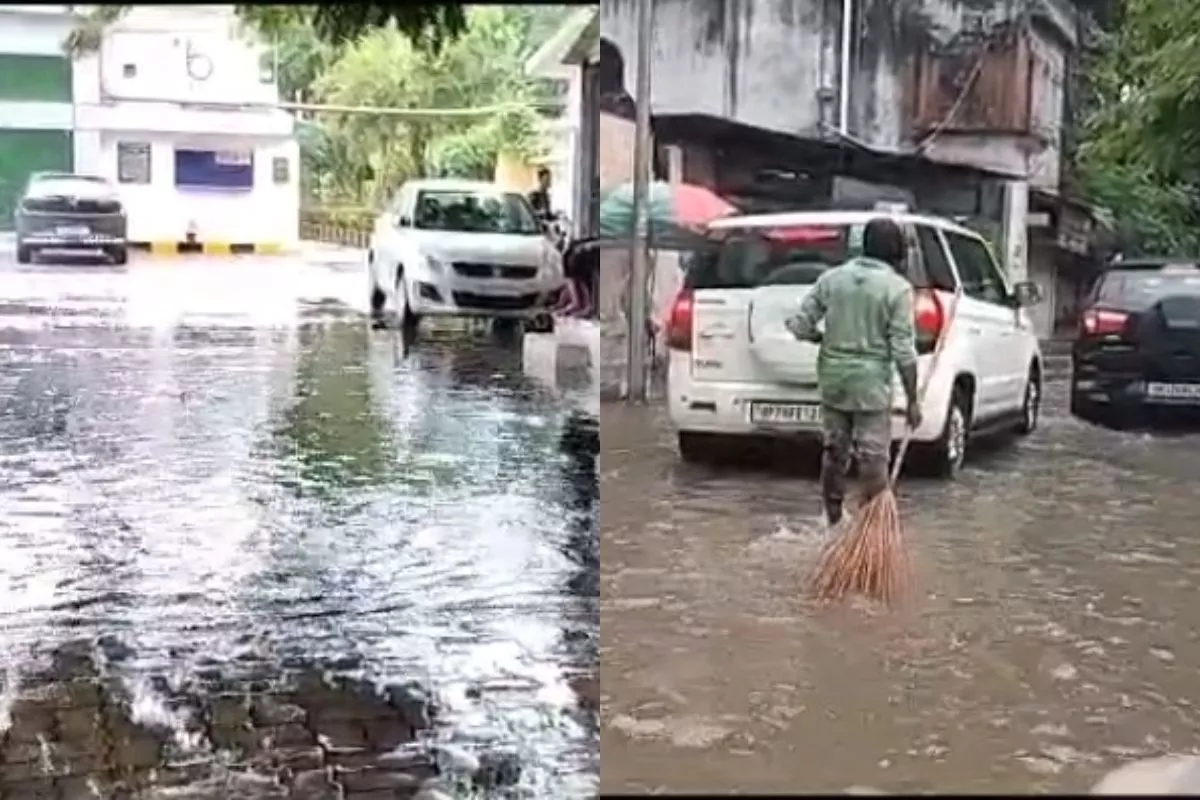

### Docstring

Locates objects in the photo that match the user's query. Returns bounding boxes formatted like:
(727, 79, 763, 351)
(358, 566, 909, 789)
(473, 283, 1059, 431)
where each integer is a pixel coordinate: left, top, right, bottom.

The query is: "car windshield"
(1096, 267, 1200, 309)
(32, 173, 105, 184)
(687, 224, 854, 289)
(412, 189, 541, 235)
(26, 179, 114, 198)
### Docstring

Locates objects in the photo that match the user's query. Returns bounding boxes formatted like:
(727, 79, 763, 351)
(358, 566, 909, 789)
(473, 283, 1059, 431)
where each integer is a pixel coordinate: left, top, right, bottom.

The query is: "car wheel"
(492, 318, 521, 341)
(1017, 365, 1041, 436)
(678, 431, 717, 465)
(369, 284, 386, 324)
(396, 268, 419, 334)
(1069, 384, 1106, 424)
(16, 245, 33, 265)
(108, 246, 128, 266)
(919, 385, 970, 479)
(526, 313, 554, 334)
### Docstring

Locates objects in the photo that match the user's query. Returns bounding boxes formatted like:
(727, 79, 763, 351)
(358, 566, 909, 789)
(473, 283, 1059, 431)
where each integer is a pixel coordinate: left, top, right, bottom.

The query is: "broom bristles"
(809, 488, 911, 606)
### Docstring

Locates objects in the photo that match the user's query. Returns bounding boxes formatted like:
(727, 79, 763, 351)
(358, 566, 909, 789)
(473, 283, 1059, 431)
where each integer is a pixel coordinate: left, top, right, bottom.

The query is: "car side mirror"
(1012, 280, 1042, 307)
(395, 215, 411, 228)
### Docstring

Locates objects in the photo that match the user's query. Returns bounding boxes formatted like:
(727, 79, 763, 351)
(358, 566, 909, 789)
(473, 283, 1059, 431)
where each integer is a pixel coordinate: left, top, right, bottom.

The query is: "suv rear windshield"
(687, 224, 854, 290)
(1095, 267, 1200, 309)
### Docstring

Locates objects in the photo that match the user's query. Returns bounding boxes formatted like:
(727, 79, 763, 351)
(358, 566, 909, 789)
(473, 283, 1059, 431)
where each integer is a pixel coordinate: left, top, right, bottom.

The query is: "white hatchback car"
(665, 210, 1044, 478)
(367, 179, 565, 329)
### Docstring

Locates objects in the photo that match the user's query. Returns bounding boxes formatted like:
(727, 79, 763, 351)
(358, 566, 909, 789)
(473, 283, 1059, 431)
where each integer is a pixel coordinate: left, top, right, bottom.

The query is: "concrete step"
(1040, 338, 1075, 357)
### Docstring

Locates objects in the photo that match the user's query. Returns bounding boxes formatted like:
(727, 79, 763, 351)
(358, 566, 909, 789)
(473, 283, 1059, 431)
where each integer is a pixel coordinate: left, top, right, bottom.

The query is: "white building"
(72, 5, 299, 253)
(0, 5, 76, 227)
(526, 7, 598, 238)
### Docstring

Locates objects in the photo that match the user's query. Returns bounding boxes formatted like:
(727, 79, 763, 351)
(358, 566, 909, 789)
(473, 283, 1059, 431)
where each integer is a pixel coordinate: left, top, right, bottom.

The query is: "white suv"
(665, 210, 1043, 478)
(367, 178, 565, 330)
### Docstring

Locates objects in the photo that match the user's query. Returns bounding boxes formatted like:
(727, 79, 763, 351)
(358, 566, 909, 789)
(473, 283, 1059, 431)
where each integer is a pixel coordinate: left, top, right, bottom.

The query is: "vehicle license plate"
(55, 225, 89, 237)
(749, 402, 822, 426)
(1146, 382, 1200, 402)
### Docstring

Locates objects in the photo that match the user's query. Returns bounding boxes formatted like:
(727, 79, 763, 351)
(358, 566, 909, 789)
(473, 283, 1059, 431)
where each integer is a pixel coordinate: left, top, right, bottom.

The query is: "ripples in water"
(601, 382, 1200, 794)
(0, 294, 597, 797)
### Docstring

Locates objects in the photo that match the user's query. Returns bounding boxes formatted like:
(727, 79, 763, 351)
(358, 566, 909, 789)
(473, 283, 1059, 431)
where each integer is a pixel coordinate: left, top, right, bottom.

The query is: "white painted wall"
(69, 5, 299, 246)
(537, 67, 581, 220)
(80, 132, 298, 245)
(0, 6, 72, 54)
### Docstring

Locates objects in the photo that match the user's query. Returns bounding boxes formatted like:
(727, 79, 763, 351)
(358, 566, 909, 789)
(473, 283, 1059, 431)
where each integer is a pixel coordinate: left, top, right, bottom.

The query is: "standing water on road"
(602, 381, 1200, 794)
(0, 259, 597, 797)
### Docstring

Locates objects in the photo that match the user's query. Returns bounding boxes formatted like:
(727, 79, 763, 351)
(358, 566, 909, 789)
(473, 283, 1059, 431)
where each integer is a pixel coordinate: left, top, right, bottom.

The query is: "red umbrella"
(600, 181, 738, 247)
(670, 182, 738, 229)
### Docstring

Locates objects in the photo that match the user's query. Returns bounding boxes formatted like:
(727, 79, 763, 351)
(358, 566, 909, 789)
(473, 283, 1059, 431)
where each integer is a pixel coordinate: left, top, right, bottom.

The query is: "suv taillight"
(665, 289, 694, 351)
(1080, 308, 1129, 337)
(914, 288, 945, 341)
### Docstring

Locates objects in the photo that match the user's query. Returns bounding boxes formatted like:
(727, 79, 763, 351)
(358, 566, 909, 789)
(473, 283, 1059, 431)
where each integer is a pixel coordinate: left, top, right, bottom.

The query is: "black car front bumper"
(1072, 347, 1200, 414)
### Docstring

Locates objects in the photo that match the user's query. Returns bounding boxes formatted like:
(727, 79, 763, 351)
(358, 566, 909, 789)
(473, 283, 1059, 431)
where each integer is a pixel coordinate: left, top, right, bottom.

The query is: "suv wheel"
(678, 431, 714, 465)
(921, 386, 970, 479)
(16, 245, 33, 265)
(1017, 366, 1040, 436)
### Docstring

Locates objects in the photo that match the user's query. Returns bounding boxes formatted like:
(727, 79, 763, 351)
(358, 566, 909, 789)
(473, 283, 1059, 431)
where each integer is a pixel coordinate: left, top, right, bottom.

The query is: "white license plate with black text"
(749, 402, 822, 426)
(1146, 382, 1200, 402)
(55, 225, 89, 237)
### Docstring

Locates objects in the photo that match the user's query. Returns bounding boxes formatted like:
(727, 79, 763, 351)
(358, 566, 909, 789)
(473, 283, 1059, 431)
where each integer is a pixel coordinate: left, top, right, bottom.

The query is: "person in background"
(784, 218, 922, 528)
(528, 167, 553, 220)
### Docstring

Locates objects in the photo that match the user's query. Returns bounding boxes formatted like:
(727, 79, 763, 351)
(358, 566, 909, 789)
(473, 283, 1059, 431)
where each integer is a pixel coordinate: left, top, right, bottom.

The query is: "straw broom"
(809, 290, 961, 607)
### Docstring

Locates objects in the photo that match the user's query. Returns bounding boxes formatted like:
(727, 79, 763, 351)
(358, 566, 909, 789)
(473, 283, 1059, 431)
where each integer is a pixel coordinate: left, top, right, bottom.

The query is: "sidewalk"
(522, 316, 600, 417)
(301, 240, 365, 270)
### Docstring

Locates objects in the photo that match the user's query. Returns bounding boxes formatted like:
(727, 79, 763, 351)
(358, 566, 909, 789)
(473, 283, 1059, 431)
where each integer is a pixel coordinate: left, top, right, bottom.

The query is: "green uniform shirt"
(787, 256, 919, 412)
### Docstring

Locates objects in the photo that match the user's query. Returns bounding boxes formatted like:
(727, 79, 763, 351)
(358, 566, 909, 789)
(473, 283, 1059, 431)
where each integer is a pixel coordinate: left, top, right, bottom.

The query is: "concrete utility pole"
(625, 0, 654, 403)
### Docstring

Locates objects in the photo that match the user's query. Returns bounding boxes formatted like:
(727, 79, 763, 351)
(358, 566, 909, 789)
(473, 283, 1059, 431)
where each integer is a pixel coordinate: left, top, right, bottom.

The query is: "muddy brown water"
(0, 260, 598, 797)
(601, 381, 1200, 794)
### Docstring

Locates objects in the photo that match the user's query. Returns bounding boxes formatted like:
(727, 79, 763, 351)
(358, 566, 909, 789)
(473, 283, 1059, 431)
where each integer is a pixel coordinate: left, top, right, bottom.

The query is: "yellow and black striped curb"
(128, 241, 290, 257)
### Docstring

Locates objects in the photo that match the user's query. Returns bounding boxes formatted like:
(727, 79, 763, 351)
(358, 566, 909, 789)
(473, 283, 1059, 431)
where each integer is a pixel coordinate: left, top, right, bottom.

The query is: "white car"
(665, 210, 1044, 478)
(367, 178, 565, 329)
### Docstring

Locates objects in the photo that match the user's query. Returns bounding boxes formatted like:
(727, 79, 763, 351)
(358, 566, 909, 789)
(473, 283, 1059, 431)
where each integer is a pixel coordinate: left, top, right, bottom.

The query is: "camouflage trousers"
(821, 406, 891, 524)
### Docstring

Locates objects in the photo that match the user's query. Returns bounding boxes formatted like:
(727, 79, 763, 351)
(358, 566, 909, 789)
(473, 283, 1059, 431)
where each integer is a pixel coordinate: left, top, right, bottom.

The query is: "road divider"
(129, 241, 292, 257)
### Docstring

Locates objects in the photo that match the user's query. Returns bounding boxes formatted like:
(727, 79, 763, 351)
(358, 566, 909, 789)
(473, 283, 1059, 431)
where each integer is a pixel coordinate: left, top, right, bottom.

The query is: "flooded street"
(601, 380, 1200, 794)
(0, 248, 597, 798)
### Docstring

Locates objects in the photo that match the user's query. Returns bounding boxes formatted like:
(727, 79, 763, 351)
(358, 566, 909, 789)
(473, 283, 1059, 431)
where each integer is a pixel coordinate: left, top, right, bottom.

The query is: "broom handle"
(889, 289, 963, 485)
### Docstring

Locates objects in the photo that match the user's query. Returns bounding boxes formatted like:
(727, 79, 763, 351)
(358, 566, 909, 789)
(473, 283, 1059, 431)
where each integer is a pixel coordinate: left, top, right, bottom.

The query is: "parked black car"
(1071, 258, 1200, 424)
(15, 173, 128, 265)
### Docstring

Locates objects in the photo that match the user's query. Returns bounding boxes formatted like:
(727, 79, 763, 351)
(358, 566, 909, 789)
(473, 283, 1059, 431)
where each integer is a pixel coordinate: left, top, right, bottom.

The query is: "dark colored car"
(15, 173, 128, 265)
(1071, 259, 1200, 423)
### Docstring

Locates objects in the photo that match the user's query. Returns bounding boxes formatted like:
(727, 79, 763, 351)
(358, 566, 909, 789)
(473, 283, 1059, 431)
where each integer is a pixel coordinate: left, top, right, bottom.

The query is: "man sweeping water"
(784, 217, 922, 529)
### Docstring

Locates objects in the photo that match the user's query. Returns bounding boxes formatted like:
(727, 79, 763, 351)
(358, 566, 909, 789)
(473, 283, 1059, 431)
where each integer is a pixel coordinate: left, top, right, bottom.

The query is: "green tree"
(1075, 0, 1200, 253)
(312, 6, 568, 200)
(65, 5, 465, 56)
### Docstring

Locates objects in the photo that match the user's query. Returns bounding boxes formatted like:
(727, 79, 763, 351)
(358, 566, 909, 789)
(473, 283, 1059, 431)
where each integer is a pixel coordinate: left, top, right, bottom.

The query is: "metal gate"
(0, 129, 73, 231)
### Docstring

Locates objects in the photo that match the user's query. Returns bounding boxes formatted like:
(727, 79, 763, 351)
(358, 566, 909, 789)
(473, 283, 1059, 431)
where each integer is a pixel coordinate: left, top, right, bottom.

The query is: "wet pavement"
(601, 381, 1200, 794)
(0, 247, 598, 798)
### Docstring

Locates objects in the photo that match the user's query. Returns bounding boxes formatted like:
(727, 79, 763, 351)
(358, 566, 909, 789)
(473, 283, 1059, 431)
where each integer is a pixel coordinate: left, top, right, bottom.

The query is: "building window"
(174, 148, 254, 190)
(117, 141, 152, 184)
(272, 156, 290, 185)
(122, 63, 137, 78)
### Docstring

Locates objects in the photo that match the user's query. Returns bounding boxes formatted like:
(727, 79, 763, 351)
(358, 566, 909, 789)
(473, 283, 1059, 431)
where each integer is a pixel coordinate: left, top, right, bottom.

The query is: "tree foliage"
(66, 4, 466, 57)
(307, 6, 567, 203)
(1075, 0, 1200, 254)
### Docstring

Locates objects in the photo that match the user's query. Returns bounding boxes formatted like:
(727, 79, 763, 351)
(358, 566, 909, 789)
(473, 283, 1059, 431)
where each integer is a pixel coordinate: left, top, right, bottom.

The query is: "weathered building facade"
(601, 0, 1103, 338)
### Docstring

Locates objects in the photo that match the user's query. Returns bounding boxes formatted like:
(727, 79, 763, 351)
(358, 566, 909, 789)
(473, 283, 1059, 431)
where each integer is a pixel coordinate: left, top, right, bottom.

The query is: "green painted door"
(0, 129, 73, 231)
